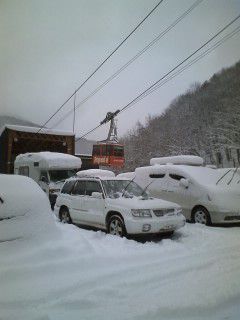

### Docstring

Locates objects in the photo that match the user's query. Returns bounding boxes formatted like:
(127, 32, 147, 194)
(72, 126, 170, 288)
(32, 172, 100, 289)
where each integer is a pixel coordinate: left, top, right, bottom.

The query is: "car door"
(69, 180, 86, 223)
(81, 180, 105, 227)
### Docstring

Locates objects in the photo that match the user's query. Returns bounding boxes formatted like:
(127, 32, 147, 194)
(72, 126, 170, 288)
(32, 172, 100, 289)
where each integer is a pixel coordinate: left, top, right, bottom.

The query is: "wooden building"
(0, 125, 75, 174)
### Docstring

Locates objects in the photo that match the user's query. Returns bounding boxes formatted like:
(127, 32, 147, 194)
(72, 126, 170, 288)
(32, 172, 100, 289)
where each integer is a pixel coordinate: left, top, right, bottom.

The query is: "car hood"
(106, 197, 180, 210)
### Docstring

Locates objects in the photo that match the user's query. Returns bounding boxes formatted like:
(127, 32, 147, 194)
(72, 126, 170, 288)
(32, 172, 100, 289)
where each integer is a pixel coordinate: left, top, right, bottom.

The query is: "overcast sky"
(0, 0, 240, 140)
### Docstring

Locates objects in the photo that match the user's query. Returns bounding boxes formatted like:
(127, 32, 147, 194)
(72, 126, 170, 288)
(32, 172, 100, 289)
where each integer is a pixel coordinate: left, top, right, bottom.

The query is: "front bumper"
(125, 215, 186, 235)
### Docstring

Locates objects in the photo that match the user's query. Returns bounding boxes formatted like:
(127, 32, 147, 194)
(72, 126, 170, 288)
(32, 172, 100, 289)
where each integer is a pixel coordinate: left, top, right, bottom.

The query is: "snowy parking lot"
(1, 221, 240, 320)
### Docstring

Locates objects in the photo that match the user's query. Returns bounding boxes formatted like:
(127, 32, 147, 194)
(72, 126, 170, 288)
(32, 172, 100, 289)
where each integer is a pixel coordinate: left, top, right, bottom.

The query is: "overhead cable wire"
(37, 0, 165, 133)
(51, 0, 204, 129)
(76, 15, 240, 141)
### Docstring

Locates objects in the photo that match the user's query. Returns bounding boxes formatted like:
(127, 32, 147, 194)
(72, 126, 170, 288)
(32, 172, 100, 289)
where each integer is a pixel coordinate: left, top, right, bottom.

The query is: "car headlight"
(131, 209, 152, 218)
(176, 208, 183, 216)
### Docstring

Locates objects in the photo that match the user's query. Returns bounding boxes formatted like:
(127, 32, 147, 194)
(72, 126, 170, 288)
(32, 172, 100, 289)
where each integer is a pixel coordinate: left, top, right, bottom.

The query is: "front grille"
(224, 216, 240, 221)
(153, 209, 175, 217)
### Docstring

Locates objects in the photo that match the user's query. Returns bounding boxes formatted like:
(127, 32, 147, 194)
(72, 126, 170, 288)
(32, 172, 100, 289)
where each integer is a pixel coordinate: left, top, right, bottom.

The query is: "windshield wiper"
(227, 167, 239, 185)
(121, 176, 135, 197)
(140, 179, 156, 197)
(216, 169, 232, 185)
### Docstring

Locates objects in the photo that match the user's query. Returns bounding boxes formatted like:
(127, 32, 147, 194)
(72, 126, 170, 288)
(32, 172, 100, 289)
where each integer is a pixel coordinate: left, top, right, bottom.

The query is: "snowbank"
(0, 174, 57, 241)
(150, 155, 204, 166)
(0, 223, 240, 320)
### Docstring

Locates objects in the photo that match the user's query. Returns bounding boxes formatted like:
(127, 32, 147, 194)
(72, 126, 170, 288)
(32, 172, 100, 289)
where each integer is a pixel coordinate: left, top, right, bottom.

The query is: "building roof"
(0, 124, 74, 136)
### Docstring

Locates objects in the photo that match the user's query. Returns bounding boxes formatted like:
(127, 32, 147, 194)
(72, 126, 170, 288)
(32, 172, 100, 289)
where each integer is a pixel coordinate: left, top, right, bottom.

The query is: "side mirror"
(179, 178, 189, 189)
(91, 192, 103, 199)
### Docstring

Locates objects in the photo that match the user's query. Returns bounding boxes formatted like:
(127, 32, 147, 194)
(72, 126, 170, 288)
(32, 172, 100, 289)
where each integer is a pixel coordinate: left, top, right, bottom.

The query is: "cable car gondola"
(92, 111, 124, 168)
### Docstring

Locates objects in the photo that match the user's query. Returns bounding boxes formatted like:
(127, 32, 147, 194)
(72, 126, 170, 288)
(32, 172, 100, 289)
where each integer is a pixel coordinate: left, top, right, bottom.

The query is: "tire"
(59, 207, 72, 224)
(192, 206, 211, 226)
(107, 215, 127, 237)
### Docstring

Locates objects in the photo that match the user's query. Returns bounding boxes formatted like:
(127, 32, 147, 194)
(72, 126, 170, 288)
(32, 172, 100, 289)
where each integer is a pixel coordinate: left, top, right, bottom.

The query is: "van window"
(61, 180, 76, 194)
(72, 181, 86, 195)
(149, 173, 165, 178)
(19, 166, 29, 177)
(86, 181, 102, 196)
(169, 173, 185, 181)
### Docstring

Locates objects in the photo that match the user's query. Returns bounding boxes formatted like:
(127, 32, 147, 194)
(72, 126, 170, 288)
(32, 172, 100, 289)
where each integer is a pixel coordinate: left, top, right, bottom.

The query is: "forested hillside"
(122, 61, 240, 171)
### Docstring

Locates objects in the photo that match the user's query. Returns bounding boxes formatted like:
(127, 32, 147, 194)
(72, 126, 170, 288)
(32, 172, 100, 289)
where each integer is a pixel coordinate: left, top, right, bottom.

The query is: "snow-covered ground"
(0, 221, 240, 320)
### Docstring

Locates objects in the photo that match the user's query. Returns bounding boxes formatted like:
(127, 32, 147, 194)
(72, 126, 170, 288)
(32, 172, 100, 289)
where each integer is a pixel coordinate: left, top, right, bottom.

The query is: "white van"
(133, 156, 240, 225)
(14, 152, 82, 208)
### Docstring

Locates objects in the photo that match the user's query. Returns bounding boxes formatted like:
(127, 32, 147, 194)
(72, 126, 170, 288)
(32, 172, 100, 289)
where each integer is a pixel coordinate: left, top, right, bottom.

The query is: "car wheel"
(107, 215, 126, 237)
(192, 207, 211, 226)
(59, 207, 72, 224)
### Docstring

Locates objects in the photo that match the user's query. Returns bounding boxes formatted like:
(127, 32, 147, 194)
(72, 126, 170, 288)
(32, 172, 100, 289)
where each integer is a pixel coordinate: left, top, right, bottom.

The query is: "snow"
(117, 172, 135, 179)
(0, 221, 240, 320)
(0, 174, 58, 241)
(76, 169, 115, 178)
(0, 124, 74, 136)
(1, 175, 240, 320)
(150, 155, 204, 166)
(15, 152, 82, 169)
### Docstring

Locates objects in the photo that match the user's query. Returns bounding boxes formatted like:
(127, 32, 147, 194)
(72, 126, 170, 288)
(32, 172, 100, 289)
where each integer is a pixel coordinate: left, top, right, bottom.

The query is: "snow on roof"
(0, 124, 74, 136)
(15, 152, 82, 169)
(150, 155, 204, 166)
(76, 169, 115, 178)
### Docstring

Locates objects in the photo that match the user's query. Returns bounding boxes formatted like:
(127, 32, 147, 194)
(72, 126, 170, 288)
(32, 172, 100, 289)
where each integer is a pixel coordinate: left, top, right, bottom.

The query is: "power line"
(76, 14, 240, 141)
(51, 0, 204, 129)
(37, 0, 165, 133)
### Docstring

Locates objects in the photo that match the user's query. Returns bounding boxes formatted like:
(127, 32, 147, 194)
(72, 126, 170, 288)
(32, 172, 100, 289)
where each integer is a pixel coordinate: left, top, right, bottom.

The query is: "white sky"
(0, 0, 240, 140)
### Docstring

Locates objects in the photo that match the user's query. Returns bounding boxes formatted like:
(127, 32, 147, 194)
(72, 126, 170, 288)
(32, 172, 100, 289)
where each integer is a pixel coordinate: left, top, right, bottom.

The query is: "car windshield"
(49, 169, 78, 183)
(102, 179, 148, 199)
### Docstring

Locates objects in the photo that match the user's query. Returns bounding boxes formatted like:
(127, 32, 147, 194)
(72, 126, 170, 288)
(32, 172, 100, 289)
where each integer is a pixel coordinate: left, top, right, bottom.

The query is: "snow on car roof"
(136, 164, 236, 186)
(15, 152, 82, 169)
(150, 155, 204, 166)
(76, 169, 115, 178)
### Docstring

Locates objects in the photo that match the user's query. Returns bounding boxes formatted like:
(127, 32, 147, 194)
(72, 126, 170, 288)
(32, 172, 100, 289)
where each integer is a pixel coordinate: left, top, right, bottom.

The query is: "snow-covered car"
(55, 172, 185, 237)
(0, 174, 57, 242)
(134, 156, 240, 226)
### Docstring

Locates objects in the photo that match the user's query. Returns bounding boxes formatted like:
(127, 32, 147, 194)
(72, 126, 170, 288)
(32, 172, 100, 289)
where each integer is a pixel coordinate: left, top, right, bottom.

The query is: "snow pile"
(0, 174, 57, 241)
(15, 152, 82, 169)
(0, 223, 240, 319)
(77, 169, 115, 178)
(150, 155, 204, 166)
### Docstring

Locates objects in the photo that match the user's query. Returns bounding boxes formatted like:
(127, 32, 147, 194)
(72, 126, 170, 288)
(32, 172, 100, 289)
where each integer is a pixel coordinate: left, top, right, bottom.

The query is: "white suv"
(55, 176, 185, 237)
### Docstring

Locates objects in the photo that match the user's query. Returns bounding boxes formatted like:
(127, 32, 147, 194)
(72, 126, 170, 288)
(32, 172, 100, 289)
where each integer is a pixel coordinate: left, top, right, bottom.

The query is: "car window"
(61, 180, 76, 194)
(72, 181, 86, 195)
(85, 181, 102, 196)
(149, 173, 165, 178)
(19, 166, 29, 177)
(169, 173, 185, 181)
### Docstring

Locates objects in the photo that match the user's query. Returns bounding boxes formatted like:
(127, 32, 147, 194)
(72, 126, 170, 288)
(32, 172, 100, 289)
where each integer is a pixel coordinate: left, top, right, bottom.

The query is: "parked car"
(133, 156, 240, 226)
(55, 172, 185, 237)
(0, 174, 56, 242)
(14, 152, 82, 208)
